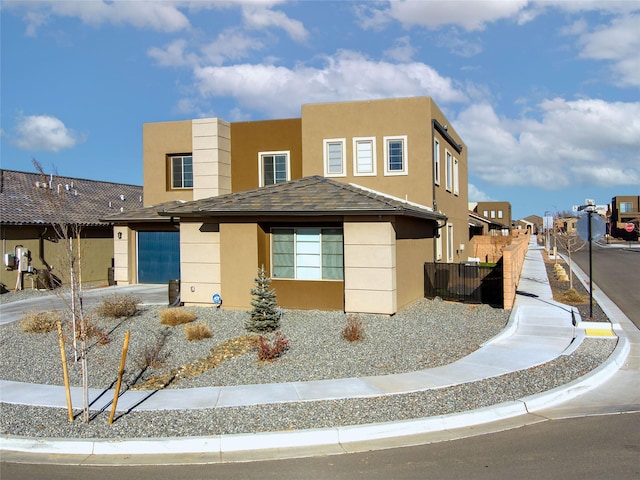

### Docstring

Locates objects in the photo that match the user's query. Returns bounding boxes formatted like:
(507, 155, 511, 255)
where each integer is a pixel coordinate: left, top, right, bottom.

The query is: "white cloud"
(148, 39, 193, 67)
(201, 29, 265, 65)
(383, 36, 416, 62)
(363, 0, 530, 32)
(456, 99, 640, 190)
(468, 184, 494, 202)
(7, 0, 191, 35)
(573, 14, 640, 87)
(192, 50, 468, 118)
(241, 4, 308, 42)
(13, 115, 82, 152)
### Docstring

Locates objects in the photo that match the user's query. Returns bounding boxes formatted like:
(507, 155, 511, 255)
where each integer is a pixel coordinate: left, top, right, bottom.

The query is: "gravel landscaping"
(0, 279, 617, 439)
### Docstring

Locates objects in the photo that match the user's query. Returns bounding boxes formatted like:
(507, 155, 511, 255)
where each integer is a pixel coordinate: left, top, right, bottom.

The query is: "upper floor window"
(453, 157, 459, 195)
(445, 150, 453, 191)
(620, 202, 633, 213)
(498, 210, 504, 219)
(434, 139, 440, 185)
(490, 210, 496, 219)
(323, 139, 346, 177)
(272, 227, 343, 281)
(259, 151, 290, 187)
(384, 135, 408, 176)
(353, 137, 376, 176)
(170, 155, 193, 189)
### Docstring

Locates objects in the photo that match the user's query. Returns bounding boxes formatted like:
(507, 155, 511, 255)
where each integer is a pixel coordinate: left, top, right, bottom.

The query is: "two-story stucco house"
(104, 97, 468, 315)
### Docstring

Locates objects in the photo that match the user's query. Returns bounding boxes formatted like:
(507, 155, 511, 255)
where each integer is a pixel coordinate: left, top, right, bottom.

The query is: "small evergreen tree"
(246, 266, 280, 332)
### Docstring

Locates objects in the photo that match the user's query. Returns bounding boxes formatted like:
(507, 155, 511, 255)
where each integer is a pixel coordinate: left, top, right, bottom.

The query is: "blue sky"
(1, 0, 638, 220)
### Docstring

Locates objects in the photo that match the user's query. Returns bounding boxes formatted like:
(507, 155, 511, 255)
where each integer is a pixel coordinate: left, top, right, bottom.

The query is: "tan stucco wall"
(219, 223, 260, 310)
(143, 119, 194, 206)
(272, 279, 344, 311)
(192, 118, 231, 200)
(302, 97, 469, 262)
(394, 217, 434, 311)
(302, 97, 434, 206)
(180, 222, 221, 306)
(344, 221, 397, 315)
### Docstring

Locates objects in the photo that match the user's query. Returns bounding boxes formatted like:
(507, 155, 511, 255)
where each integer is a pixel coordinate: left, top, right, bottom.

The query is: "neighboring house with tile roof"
(0, 169, 142, 290)
(105, 97, 469, 314)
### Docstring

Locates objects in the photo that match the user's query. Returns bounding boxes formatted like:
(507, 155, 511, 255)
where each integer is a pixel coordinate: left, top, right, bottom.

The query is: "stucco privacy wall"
(192, 119, 231, 201)
(344, 221, 397, 315)
(180, 222, 221, 306)
(502, 231, 530, 309)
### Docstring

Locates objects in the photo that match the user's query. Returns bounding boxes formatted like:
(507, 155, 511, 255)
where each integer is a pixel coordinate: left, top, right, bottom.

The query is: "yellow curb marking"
(585, 329, 614, 337)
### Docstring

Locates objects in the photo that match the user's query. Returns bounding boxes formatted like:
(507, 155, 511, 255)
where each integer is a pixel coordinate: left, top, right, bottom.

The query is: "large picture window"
(272, 227, 343, 280)
(170, 155, 193, 189)
(259, 151, 290, 187)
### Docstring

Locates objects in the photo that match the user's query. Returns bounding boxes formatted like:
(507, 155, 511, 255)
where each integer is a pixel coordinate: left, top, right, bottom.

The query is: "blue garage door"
(138, 231, 180, 284)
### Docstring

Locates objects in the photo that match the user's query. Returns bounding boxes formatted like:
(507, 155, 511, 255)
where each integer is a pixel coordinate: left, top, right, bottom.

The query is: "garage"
(137, 231, 180, 284)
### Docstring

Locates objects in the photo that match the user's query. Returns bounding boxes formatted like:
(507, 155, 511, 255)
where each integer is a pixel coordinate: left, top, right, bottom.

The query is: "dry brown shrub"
(341, 314, 365, 342)
(95, 294, 140, 319)
(560, 288, 585, 304)
(76, 317, 111, 346)
(159, 308, 197, 326)
(20, 310, 61, 334)
(185, 323, 212, 341)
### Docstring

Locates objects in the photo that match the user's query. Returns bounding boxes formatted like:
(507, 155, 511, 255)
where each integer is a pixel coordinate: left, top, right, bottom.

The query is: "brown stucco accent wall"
(230, 118, 303, 193)
(220, 222, 260, 310)
(143, 120, 194, 206)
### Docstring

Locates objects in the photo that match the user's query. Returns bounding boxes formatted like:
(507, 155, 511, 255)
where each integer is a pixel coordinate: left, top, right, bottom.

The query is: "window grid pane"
(356, 141, 373, 173)
(327, 143, 343, 174)
(271, 228, 343, 280)
(388, 140, 404, 171)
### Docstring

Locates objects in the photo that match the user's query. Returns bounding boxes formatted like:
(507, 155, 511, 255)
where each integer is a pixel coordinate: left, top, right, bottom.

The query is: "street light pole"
(587, 208, 593, 318)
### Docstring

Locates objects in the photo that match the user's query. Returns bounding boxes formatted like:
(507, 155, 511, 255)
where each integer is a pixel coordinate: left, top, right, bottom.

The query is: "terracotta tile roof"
(0, 169, 143, 227)
(161, 176, 445, 221)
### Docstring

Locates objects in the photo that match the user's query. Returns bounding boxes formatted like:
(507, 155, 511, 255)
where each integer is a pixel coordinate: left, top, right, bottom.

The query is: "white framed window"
(445, 150, 452, 192)
(490, 210, 496, 219)
(483, 210, 489, 217)
(353, 137, 376, 176)
(259, 151, 290, 187)
(271, 227, 344, 280)
(323, 138, 346, 177)
(447, 224, 454, 263)
(384, 135, 408, 176)
(453, 157, 459, 195)
(498, 210, 504, 219)
(170, 154, 193, 189)
(434, 139, 440, 185)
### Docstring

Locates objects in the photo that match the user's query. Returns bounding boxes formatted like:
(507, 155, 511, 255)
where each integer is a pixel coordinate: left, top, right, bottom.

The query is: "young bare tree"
(33, 160, 90, 423)
(554, 229, 587, 290)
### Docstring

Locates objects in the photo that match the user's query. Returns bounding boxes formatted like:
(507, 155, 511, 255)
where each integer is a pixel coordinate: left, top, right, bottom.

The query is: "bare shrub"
(341, 314, 365, 342)
(185, 323, 212, 341)
(560, 288, 585, 304)
(160, 308, 196, 326)
(76, 317, 110, 346)
(257, 331, 290, 362)
(137, 333, 170, 370)
(20, 310, 62, 334)
(95, 294, 140, 319)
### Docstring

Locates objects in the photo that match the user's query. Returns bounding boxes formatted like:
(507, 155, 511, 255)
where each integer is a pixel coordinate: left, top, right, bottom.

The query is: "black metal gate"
(424, 261, 503, 307)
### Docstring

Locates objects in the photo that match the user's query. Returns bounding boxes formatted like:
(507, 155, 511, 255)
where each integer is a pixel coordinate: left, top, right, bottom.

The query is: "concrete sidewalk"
(0, 236, 635, 463)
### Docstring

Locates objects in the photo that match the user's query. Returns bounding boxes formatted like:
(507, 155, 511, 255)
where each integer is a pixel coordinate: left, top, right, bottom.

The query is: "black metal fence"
(424, 261, 503, 307)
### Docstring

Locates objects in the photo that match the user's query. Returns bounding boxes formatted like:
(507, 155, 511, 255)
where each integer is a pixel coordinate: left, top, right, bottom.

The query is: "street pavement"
(1, 236, 638, 464)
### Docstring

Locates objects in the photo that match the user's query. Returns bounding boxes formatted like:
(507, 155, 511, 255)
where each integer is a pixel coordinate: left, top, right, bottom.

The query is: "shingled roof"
(0, 169, 143, 227)
(101, 200, 186, 224)
(160, 176, 446, 221)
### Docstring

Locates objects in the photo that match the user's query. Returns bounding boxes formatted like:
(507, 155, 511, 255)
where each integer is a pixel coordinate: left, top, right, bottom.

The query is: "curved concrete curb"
(1, 333, 629, 462)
